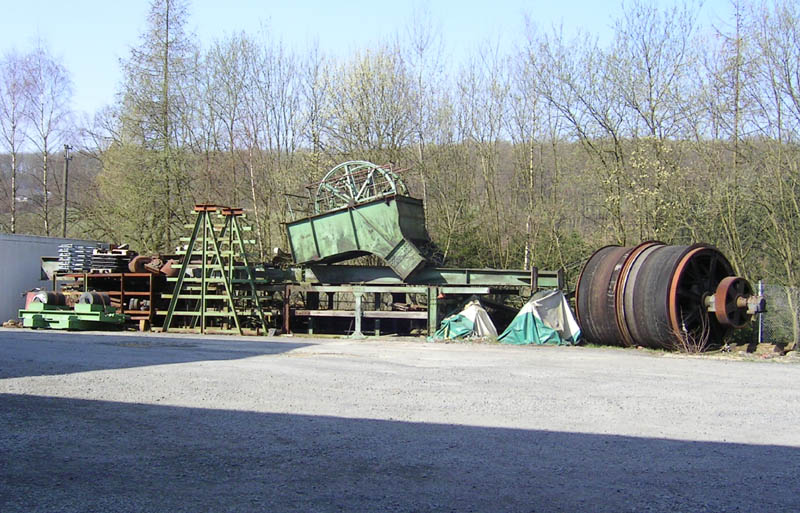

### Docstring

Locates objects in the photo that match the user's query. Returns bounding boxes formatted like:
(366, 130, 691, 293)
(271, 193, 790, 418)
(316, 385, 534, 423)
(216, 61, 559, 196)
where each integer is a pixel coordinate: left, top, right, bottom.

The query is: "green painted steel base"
(19, 302, 127, 330)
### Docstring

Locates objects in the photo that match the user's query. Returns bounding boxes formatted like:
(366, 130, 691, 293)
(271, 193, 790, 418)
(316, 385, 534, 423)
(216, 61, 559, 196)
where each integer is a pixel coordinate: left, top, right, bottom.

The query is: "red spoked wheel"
(714, 276, 754, 329)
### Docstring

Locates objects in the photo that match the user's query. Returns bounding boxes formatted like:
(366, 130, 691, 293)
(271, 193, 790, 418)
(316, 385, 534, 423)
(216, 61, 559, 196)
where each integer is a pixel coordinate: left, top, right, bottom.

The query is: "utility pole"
(61, 144, 73, 238)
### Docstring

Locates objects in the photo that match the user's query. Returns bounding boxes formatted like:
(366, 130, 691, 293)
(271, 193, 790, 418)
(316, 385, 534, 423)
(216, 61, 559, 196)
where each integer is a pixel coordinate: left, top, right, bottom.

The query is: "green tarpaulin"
(430, 299, 497, 340)
(498, 290, 581, 345)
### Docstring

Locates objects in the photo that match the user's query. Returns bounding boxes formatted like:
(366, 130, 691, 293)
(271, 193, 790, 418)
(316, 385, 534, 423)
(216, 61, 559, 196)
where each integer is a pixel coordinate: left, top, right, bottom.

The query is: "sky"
(0, 0, 735, 118)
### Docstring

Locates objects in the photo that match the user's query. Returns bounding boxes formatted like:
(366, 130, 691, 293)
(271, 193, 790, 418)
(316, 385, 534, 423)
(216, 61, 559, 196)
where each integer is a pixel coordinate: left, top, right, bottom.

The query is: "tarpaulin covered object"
(431, 299, 497, 340)
(498, 290, 581, 345)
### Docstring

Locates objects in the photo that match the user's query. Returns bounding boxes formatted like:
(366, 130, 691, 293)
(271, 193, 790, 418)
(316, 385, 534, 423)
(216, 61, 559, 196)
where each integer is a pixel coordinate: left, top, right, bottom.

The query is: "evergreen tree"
(96, 0, 196, 251)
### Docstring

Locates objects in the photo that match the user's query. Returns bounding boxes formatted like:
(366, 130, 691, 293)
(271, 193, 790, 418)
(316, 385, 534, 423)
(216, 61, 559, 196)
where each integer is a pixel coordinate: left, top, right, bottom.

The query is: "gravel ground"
(1, 328, 799, 512)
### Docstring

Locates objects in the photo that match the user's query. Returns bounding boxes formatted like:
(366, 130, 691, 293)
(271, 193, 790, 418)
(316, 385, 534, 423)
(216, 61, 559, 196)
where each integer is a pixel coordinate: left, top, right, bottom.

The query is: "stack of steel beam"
(91, 247, 136, 273)
(57, 244, 97, 272)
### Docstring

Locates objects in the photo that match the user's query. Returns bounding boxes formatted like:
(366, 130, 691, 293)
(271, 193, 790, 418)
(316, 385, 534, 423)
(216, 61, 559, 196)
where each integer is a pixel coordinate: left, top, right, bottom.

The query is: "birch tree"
(0, 50, 30, 233)
(24, 42, 72, 236)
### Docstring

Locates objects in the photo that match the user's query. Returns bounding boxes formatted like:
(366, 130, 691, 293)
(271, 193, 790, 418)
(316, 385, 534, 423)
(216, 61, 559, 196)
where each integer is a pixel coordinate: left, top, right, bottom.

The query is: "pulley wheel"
(615, 241, 663, 347)
(628, 245, 690, 349)
(714, 276, 753, 328)
(313, 161, 408, 214)
(616, 241, 664, 346)
(667, 245, 733, 347)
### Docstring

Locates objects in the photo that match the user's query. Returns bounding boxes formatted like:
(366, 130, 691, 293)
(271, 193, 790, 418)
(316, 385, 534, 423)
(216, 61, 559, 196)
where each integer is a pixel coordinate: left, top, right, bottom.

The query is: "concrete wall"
(0, 234, 99, 322)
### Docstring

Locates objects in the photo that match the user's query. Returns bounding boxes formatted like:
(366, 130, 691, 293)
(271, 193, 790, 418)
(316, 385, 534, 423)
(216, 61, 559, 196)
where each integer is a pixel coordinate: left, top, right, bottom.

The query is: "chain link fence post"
(757, 280, 763, 345)
(759, 283, 800, 351)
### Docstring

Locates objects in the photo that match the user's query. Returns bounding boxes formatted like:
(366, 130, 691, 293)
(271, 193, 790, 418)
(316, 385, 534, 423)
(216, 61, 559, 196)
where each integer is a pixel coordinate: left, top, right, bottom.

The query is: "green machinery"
(286, 161, 434, 280)
(158, 161, 562, 336)
(287, 194, 430, 281)
(19, 292, 126, 330)
(281, 161, 562, 337)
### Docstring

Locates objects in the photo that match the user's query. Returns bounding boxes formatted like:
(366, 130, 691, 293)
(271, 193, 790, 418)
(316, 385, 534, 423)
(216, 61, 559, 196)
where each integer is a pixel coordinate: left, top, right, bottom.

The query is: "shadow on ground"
(0, 329, 311, 379)
(1, 394, 797, 513)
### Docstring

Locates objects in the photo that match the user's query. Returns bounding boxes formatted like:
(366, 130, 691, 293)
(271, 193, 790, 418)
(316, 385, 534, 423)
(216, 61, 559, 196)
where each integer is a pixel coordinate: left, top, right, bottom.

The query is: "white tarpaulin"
(460, 301, 498, 337)
(431, 299, 497, 340)
(498, 289, 581, 345)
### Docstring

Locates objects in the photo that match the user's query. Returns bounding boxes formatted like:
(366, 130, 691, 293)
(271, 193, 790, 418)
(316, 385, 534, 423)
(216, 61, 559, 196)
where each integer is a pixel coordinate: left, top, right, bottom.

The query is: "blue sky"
(0, 0, 734, 118)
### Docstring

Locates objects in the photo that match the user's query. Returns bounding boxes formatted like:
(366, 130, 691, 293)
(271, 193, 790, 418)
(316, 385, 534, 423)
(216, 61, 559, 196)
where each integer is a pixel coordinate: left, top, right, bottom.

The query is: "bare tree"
(749, 0, 800, 290)
(325, 45, 415, 162)
(456, 40, 514, 267)
(610, 0, 700, 140)
(692, 0, 762, 277)
(420, 94, 479, 265)
(186, 47, 223, 203)
(749, 0, 800, 141)
(533, 28, 630, 244)
(0, 50, 30, 233)
(241, 32, 304, 252)
(298, 42, 332, 182)
(510, 21, 579, 272)
(24, 42, 72, 236)
(401, 4, 445, 223)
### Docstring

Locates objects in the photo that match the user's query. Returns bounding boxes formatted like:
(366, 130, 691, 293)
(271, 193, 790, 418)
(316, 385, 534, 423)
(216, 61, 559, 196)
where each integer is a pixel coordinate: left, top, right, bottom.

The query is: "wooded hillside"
(1, 0, 798, 289)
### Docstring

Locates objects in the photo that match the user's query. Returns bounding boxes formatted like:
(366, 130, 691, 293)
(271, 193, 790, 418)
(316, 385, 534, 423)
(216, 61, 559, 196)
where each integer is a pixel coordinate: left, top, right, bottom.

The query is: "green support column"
(373, 293, 382, 336)
(220, 208, 269, 334)
(352, 292, 364, 338)
(427, 286, 439, 336)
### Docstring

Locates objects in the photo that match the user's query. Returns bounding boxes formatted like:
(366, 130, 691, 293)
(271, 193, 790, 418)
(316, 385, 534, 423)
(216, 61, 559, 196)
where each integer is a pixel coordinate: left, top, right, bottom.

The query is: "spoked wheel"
(667, 245, 734, 347)
(714, 276, 754, 328)
(313, 161, 408, 214)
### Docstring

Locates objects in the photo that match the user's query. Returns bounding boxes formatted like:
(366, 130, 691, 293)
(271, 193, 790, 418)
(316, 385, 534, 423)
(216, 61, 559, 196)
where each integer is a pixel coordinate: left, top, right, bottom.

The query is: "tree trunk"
(10, 151, 16, 234)
(42, 149, 49, 236)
